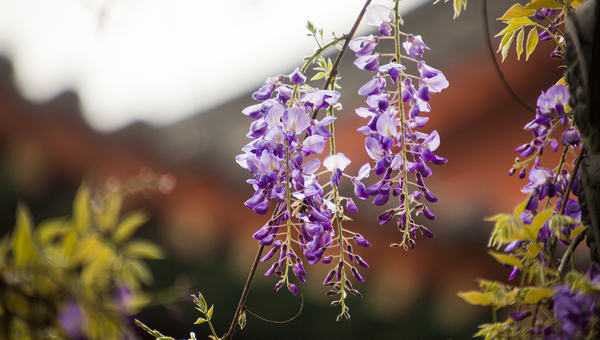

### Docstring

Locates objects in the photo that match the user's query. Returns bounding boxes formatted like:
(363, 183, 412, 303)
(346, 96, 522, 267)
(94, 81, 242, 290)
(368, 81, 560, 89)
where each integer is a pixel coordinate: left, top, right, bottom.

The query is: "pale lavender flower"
(418, 61, 449, 93)
(301, 89, 341, 109)
(289, 67, 307, 85)
(354, 53, 381, 72)
(402, 34, 430, 59)
(537, 84, 569, 115)
(349, 35, 379, 57)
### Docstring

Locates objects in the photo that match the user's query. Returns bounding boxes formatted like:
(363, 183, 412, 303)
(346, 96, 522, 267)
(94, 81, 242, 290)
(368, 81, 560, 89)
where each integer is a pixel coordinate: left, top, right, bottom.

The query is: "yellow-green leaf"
(527, 242, 543, 257)
(311, 73, 325, 81)
(207, 305, 214, 319)
(514, 199, 529, 217)
(72, 183, 91, 231)
(500, 30, 517, 62)
(127, 258, 153, 285)
(123, 239, 165, 260)
(497, 4, 535, 21)
(524, 288, 555, 304)
(516, 28, 524, 60)
(112, 211, 149, 244)
(35, 217, 67, 244)
(526, 27, 539, 61)
(12, 203, 36, 267)
(530, 210, 554, 235)
(484, 213, 510, 222)
(194, 317, 207, 325)
(96, 189, 123, 232)
(495, 24, 521, 38)
(452, 0, 467, 19)
(572, 226, 587, 239)
(524, 0, 565, 10)
(556, 77, 568, 86)
(569, 0, 584, 8)
(506, 17, 534, 26)
(238, 310, 247, 330)
(457, 291, 493, 306)
(488, 251, 523, 269)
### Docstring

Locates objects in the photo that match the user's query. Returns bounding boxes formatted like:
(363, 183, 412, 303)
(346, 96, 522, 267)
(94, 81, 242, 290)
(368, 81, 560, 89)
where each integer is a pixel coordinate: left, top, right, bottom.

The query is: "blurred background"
(0, 0, 584, 338)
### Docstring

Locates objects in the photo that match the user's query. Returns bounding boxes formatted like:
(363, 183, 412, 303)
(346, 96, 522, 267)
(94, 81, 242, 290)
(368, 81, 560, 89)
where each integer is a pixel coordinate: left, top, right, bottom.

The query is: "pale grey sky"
(0, 0, 428, 131)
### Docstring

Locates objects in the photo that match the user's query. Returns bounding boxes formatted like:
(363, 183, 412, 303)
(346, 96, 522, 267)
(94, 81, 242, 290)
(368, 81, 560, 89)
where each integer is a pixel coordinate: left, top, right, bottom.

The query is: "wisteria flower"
(418, 61, 449, 93)
(354, 53, 381, 72)
(301, 89, 341, 109)
(289, 67, 307, 85)
(521, 165, 556, 201)
(402, 34, 430, 59)
(324, 153, 351, 186)
(349, 35, 379, 57)
(365, 4, 393, 36)
(537, 84, 569, 115)
(379, 61, 405, 84)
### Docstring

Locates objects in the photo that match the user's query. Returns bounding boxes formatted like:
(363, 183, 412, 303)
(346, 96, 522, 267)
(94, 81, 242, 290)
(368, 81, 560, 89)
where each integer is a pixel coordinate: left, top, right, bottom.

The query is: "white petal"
(365, 4, 392, 27)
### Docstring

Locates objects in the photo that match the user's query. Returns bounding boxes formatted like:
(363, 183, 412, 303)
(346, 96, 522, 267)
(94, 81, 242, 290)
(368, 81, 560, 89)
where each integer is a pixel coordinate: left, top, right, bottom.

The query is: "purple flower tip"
(509, 311, 532, 321)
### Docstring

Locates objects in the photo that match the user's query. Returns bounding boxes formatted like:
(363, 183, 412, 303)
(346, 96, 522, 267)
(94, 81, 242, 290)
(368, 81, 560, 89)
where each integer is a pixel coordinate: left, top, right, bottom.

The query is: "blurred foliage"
(0, 173, 173, 339)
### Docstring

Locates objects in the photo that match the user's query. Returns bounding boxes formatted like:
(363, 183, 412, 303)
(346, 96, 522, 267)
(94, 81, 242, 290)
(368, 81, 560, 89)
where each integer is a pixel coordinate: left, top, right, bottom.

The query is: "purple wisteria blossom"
(402, 34, 430, 59)
(238, 63, 373, 310)
(365, 4, 393, 36)
(348, 3, 449, 250)
(349, 35, 379, 57)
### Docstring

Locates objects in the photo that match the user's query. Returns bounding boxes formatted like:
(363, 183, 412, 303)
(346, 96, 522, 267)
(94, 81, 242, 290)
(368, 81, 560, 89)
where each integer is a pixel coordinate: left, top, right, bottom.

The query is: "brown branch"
(560, 145, 586, 215)
(558, 228, 587, 275)
(222, 243, 265, 340)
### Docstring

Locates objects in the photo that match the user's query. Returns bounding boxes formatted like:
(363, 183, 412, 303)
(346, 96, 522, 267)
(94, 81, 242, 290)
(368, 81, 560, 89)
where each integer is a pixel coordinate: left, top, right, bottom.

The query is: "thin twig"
(243, 294, 304, 324)
(223, 2, 373, 339)
(558, 229, 587, 275)
(483, 0, 536, 113)
(222, 243, 265, 340)
(310, 0, 372, 121)
(560, 145, 586, 215)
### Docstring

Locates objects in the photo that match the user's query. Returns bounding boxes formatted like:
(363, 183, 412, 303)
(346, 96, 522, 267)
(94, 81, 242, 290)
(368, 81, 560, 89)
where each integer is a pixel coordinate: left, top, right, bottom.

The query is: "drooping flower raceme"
(349, 2, 448, 250)
(237, 57, 372, 319)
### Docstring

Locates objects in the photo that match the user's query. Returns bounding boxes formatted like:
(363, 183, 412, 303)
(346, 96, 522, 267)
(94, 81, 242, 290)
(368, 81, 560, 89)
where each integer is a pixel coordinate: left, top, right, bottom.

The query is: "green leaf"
(81, 247, 114, 287)
(238, 310, 247, 330)
(311, 73, 326, 81)
(12, 203, 36, 267)
(207, 305, 214, 319)
(488, 251, 522, 269)
(529, 210, 554, 236)
(123, 239, 166, 260)
(497, 4, 535, 21)
(500, 30, 516, 62)
(452, 0, 467, 19)
(72, 183, 91, 231)
(506, 17, 534, 26)
(194, 317, 207, 325)
(112, 211, 149, 243)
(127, 258, 153, 285)
(516, 28, 524, 60)
(35, 217, 67, 244)
(96, 189, 123, 232)
(526, 27, 539, 61)
(524, 288, 555, 304)
(572, 226, 587, 239)
(524, 0, 565, 10)
(527, 242, 543, 257)
(457, 291, 493, 306)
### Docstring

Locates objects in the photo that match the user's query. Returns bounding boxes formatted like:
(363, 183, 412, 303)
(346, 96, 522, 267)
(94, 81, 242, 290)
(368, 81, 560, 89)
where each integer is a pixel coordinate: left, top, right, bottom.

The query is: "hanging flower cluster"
(237, 58, 372, 318)
(349, 3, 448, 250)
